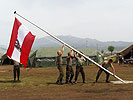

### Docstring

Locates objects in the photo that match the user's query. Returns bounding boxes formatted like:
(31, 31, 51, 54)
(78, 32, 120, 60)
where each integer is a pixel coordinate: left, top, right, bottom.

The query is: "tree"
(108, 46, 115, 55)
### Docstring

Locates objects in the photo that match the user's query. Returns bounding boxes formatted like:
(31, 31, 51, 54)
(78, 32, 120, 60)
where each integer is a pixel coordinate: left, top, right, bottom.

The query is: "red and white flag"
(7, 18, 35, 67)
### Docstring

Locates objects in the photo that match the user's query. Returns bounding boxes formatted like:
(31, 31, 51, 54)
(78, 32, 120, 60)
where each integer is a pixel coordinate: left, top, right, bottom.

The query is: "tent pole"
(14, 11, 125, 83)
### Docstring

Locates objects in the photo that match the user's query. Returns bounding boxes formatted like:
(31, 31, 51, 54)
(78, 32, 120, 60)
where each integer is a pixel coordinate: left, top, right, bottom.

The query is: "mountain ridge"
(33, 35, 133, 50)
(0, 36, 132, 51)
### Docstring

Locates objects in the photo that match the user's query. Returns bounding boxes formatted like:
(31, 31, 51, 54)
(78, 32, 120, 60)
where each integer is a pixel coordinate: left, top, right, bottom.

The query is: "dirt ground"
(0, 64, 132, 100)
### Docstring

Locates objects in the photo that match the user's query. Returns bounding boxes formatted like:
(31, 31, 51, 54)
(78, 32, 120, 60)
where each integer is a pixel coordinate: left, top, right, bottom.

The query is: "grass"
(0, 64, 132, 100)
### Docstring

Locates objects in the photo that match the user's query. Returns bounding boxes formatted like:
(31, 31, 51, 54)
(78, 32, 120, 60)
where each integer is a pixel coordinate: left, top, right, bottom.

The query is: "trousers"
(13, 65, 20, 81)
(66, 65, 74, 82)
(56, 65, 64, 83)
(75, 65, 85, 82)
(96, 68, 110, 82)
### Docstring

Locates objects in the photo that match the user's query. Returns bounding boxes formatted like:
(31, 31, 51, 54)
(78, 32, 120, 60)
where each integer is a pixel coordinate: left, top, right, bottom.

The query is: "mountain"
(33, 35, 133, 50)
(0, 36, 132, 51)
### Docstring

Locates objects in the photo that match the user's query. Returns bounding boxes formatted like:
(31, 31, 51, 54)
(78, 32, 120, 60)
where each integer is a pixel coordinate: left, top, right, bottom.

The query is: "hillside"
(0, 36, 132, 52)
(33, 35, 133, 50)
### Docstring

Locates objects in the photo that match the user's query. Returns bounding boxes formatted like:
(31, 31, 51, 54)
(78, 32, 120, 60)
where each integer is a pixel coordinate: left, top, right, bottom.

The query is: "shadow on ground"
(0, 80, 21, 83)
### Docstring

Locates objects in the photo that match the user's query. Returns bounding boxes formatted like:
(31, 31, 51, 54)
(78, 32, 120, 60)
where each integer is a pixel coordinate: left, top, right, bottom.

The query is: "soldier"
(74, 52, 87, 84)
(118, 55, 124, 66)
(95, 59, 115, 83)
(13, 60, 20, 81)
(56, 44, 65, 85)
(65, 49, 74, 84)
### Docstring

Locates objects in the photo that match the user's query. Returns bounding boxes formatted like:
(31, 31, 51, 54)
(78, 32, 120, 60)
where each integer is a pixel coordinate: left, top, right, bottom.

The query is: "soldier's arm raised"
(70, 49, 74, 58)
(61, 44, 65, 55)
(74, 51, 77, 58)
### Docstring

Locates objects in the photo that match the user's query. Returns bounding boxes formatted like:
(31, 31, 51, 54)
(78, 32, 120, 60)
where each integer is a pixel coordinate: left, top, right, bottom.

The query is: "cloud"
(0, 0, 133, 46)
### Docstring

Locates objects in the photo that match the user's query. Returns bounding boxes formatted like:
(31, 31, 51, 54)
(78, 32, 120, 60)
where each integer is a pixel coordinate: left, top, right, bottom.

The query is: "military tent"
(1, 54, 14, 65)
(0, 54, 31, 67)
(118, 45, 133, 64)
(118, 45, 133, 59)
(29, 47, 98, 67)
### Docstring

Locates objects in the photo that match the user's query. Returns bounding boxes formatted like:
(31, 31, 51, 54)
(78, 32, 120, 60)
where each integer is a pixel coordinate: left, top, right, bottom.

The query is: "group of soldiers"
(12, 44, 115, 84)
(56, 44, 86, 85)
(56, 44, 115, 85)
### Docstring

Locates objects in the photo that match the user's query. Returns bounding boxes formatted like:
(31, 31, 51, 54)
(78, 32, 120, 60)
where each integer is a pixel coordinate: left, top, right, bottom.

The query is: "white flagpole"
(14, 11, 125, 83)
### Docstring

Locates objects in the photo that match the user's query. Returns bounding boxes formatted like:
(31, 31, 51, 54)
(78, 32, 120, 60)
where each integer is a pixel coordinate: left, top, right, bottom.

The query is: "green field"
(0, 64, 132, 100)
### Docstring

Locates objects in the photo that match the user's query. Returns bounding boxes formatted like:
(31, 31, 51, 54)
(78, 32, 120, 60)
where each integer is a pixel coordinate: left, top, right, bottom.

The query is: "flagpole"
(14, 11, 125, 83)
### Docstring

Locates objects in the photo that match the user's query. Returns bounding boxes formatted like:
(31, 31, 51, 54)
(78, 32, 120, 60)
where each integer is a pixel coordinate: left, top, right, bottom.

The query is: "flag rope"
(14, 11, 126, 83)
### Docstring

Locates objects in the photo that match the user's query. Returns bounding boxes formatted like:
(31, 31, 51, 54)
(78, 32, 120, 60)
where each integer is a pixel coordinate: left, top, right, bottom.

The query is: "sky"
(0, 0, 133, 46)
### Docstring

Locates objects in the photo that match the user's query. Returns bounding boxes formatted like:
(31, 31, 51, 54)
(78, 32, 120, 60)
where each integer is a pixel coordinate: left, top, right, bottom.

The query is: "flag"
(7, 18, 35, 67)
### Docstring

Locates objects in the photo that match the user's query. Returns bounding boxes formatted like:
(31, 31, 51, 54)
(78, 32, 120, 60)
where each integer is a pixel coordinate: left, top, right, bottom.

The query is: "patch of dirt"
(0, 64, 132, 100)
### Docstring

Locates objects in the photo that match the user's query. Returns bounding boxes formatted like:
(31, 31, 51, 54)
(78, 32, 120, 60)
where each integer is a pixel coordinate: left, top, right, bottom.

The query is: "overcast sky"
(0, 0, 133, 46)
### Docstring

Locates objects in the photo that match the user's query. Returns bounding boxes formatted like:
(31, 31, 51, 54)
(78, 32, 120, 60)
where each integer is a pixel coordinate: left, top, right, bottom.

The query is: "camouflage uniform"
(13, 61, 20, 81)
(66, 56, 74, 83)
(74, 57, 85, 83)
(96, 62, 113, 82)
(56, 54, 64, 84)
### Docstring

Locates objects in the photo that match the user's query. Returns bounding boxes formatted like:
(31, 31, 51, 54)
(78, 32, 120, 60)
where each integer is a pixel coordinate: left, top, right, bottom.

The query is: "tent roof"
(1, 54, 7, 60)
(118, 45, 133, 56)
(33, 47, 98, 57)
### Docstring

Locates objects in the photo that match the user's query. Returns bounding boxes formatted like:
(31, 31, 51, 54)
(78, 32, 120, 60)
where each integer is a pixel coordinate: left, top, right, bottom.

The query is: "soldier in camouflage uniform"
(65, 49, 74, 84)
(74, 52, 87, 84)
(96, 59, 115, 83)
(56, 44, 65, 85)
(13, 60, 20, 81)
